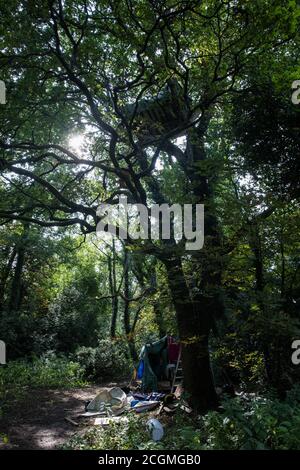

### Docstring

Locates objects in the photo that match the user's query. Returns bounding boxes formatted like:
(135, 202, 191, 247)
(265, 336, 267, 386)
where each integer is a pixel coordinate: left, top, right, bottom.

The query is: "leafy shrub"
(197, 388, 300, 450)
(211, 333, 266, 390)
(62, 386, 300, 450)
(74, 347, 98, 379)
(62, 414, 151, 450)
(0, 354, 86, 415)
(43, 286, 104, 354)
(74, 339, 131, 380)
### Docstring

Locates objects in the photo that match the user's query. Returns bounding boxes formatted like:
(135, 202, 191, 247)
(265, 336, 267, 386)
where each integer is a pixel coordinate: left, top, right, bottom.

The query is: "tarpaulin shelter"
(136, 336, 180, 391)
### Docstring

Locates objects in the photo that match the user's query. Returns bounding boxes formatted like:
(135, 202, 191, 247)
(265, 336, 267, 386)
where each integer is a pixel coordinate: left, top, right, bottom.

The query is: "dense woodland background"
(0, 0, 300, 450)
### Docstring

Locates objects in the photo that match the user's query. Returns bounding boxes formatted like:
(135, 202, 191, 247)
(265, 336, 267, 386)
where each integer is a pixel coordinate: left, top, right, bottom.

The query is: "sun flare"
(68, 134, 85, 153)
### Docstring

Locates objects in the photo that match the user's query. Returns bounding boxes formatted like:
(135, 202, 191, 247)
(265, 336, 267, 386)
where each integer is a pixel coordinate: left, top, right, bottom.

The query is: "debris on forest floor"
(64, 417, 79, 427)
(130, 400, 160, 413)
(94, 416, 129, 426)
(85, 386, 127, 415)
(78, 410, 106, 417)
(180, 403, 193, 414)
(147, 418, 164, 441)
(174, 383, 184, 398)
(155, 402, 165, 415)
(65, 383, 191, 431)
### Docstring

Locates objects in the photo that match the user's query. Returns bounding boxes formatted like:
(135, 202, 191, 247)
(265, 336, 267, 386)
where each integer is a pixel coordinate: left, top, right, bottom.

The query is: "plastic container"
(147, 418, 164, 441)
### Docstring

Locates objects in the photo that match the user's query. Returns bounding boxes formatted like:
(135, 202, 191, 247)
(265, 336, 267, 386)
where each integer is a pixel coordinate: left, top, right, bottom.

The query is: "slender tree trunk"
(280, 231, 285, 298)
(9, 245, 25, 313)
(123, 248, 138, 362)
(250, 223, 264, 293)
(249, 223, 274, 385)
(0, 247, 17, 311)
(150, 271, 166, 337)
(109, 239, 118, 338)
(9, 224, 29, 313)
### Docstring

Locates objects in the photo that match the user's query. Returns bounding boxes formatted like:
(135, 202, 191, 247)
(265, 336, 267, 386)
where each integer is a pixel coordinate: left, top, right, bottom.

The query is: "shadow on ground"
(0, 383, 124, 450)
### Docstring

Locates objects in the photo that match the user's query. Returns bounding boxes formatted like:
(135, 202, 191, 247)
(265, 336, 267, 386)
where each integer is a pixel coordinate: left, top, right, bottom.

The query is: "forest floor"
(0, 383, 126, 450)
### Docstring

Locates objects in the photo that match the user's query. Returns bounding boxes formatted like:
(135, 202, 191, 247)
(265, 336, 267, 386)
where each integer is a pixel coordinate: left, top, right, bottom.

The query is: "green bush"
(62, 386, 300, 450)
(74, 339, 131, 380)
(62, 414, 151, 450)
(0, 354, 86, 415)
(197, 388, 300, 450)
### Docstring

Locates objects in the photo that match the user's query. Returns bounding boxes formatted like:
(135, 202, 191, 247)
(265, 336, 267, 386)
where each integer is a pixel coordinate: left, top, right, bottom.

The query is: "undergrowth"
(62, 386, 300, 450)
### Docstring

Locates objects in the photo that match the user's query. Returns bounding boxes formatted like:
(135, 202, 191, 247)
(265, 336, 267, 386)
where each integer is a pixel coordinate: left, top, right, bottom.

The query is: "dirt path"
(0, 383, 124, 450)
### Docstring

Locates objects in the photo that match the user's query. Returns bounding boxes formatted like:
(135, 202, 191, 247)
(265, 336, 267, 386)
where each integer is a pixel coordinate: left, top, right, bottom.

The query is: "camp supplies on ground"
(86, 387, 127, 416)
(132, 400, 159, 413)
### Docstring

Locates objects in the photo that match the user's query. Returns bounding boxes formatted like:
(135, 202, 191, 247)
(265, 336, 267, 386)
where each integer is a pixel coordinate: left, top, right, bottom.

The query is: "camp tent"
(137, 336, 180, 391)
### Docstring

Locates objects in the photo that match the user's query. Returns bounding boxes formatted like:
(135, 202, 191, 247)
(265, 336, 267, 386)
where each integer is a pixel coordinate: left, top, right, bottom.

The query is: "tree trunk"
(9, 224, 29, 313)
(141, 117, 220, 411)
(0, 246, 17, 311)
(151, 271, 166, 337)
(9, 245, 25, 313)
(151, 122, 222, 411)
(279, 231, 285, 298)
(249, 223, 275, 385)
(187, 125, 225, 321)
(123, 248, 138, 362)
(153, 300, 166, 338)
(163, 256, 218, 412)
(109, 239, 118, 338)
(250, 223, 264, 293)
